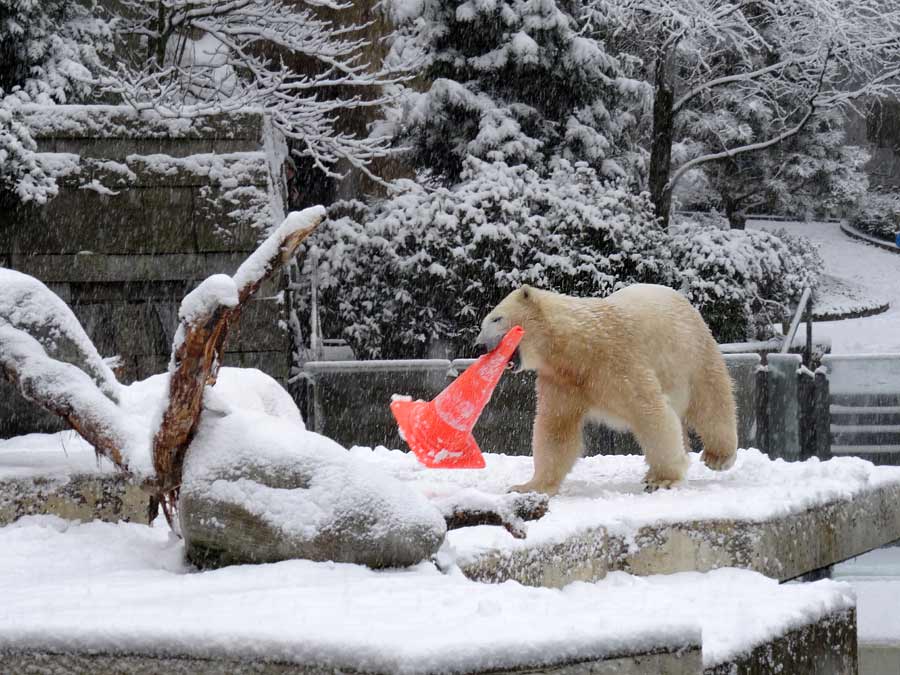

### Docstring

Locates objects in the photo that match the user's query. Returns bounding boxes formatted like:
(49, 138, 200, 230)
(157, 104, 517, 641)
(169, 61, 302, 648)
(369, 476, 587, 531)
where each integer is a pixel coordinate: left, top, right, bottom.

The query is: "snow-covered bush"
(852, 191, 900, 241)
(671, 218, 821, 342)
(301, 158, 674, 358)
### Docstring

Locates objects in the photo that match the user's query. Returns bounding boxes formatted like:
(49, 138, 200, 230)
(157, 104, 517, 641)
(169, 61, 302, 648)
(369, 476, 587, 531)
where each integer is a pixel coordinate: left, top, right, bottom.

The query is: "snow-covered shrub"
(301, 158, 674, 358)
(852, 191, 900, 241)
(671, 219, 821, 342)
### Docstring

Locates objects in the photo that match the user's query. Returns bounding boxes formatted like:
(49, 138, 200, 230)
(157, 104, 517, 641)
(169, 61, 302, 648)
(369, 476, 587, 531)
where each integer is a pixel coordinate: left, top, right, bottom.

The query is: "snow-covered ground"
(5, 436, 898, 558)
(749, 219, 900, 353)
(345, 446, 900, 564)
(0, 514, 853, 671)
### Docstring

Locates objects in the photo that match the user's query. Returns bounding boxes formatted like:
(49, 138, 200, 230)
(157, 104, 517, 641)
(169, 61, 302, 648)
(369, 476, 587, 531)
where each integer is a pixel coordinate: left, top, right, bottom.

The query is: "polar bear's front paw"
(509, 481, 557, 497)
(701, 451, 736, 472)
(642, 470, 682, 493)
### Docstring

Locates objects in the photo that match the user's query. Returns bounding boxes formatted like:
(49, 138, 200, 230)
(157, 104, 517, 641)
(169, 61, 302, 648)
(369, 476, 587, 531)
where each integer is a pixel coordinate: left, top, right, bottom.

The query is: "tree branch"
(151, 207, 326, 515)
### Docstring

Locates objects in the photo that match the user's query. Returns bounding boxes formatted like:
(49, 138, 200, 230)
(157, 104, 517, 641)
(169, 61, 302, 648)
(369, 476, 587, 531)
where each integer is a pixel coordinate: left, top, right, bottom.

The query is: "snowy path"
(749, 219, 900, 353)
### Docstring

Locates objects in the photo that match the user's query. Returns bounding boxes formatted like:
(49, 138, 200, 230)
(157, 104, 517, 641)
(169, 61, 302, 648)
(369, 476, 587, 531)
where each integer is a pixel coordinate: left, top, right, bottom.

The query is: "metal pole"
(781, 286, 812, 356)
(310, 248, 322, 361)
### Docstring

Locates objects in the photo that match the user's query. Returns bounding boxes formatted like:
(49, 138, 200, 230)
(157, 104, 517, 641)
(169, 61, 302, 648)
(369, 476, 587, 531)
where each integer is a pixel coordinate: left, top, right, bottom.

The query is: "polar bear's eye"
(492, 316, 502, 323)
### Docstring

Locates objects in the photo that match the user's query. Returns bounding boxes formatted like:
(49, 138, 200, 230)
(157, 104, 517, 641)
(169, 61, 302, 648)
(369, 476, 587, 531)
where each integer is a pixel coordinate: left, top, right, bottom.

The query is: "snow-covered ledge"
(4, 436, 900, 584)
(358, 446, 900, 585)
(0, 516, 856, 675)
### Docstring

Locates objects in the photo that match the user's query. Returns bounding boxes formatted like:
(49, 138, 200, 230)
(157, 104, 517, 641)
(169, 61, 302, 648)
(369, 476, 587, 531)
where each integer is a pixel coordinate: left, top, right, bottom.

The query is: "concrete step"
(831, 446, 900, 466)
(831, 393, 900, 407)
(0, 516, 857, 675)
(831, 425, 900, 447)
(831, 405, 900, 427)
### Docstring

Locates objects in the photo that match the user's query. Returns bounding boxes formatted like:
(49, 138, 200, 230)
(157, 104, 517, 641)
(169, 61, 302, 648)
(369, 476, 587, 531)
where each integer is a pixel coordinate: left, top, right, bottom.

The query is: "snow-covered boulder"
(179, 411, 447, 569)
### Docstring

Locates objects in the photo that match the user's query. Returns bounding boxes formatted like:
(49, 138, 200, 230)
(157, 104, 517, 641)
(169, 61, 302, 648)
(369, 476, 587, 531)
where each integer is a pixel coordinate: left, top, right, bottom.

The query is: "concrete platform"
(0, 648, 702, 675)
(0, 440, 869, 674)
(4, 442, 900, 587)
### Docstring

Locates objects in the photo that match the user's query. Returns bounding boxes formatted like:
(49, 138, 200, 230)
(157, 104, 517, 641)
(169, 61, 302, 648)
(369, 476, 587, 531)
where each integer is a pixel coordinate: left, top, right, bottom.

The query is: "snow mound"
(180, 410, 446, 568)
(1, 367, 306, 479)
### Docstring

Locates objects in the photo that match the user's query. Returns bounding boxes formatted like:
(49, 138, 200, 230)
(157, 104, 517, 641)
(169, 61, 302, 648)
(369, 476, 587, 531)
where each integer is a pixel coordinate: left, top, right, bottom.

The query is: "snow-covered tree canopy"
(0, 0, 111, 203)
(676, 106, 869, 227)
(389, 0, 648, 182)
(105, 0, 402, 183)
(584, 0, 900, 225)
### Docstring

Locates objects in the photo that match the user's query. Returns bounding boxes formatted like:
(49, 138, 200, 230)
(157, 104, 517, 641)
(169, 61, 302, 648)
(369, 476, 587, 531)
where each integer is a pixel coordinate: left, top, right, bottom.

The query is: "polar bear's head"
(475, 286, 545, 372)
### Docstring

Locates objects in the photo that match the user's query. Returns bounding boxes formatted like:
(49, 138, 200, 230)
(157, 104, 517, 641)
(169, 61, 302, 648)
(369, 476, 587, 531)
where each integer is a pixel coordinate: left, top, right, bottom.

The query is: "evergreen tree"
(677, 103, 869, 228)
(393, 0, 646, 183)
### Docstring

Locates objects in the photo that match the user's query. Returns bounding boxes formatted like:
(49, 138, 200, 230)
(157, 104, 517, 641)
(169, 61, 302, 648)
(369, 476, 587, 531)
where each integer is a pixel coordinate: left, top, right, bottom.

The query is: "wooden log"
(151, 208, 325, 514)
(442, 492, 550, 539)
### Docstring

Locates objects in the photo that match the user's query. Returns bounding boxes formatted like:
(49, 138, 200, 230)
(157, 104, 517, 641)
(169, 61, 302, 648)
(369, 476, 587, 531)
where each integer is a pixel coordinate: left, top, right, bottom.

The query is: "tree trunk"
(649, 60, 676, 229)
(723, 195, 747, 229)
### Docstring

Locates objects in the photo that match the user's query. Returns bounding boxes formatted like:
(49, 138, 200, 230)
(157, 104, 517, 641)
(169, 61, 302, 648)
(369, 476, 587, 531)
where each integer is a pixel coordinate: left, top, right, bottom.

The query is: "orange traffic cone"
(391, 326, 525, 469)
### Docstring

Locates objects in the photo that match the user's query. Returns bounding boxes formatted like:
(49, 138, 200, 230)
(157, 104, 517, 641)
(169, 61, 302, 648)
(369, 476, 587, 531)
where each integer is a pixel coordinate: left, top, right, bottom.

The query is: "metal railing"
(781, 286, 813, 366)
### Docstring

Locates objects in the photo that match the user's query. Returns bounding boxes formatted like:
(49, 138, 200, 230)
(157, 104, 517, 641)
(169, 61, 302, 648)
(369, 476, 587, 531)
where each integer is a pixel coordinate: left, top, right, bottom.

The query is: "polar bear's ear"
(521, 285, 532, 301)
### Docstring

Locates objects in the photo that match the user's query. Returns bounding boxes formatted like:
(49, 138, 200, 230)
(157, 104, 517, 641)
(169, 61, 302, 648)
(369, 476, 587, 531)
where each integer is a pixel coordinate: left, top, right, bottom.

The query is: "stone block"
(7, 253, 247, 283)
(6, 187, 196, 254)
(111, 153, 271, 188)
(0, 382, 67, 438)
(704, 609, 856, 675)
(122, 354, 170, 384)
(458, 481, 900, 587)
(18, 106, 264, 141)
(227, 299, 289, 353)
(194, 185, 272, 252)
(0, 649, 703, 675)
(71, 303, 172, 358)
(0, 474, 148, 527)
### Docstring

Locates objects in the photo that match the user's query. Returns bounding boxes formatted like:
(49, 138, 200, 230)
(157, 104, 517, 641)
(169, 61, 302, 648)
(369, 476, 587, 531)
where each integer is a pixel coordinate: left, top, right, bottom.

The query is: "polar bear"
(475, 284, 737, 494)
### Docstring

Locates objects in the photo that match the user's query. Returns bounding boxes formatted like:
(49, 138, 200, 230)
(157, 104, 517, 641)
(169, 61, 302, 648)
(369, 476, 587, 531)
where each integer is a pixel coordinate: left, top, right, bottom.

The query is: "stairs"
(830, 394, 900, 464)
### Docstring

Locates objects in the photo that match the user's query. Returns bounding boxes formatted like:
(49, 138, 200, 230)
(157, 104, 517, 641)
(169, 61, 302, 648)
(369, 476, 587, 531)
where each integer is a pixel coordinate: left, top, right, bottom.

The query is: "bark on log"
(151, 207, 326, 511)
(0, 326, 131, 473)
(443, 492, 550, 539)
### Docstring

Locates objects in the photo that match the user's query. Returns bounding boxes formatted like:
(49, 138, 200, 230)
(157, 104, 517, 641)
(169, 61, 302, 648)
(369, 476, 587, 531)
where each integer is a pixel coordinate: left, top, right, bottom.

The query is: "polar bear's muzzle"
(475, 330, 523, 372)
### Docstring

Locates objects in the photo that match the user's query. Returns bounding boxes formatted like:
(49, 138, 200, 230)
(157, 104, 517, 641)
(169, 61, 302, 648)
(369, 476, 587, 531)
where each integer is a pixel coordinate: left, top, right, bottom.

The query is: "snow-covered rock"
(179, 411, 447, 569)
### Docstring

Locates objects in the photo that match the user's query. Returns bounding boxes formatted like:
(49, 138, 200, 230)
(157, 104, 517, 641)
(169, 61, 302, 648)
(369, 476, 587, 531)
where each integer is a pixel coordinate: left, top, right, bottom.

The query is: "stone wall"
(0, 105, 290, 437)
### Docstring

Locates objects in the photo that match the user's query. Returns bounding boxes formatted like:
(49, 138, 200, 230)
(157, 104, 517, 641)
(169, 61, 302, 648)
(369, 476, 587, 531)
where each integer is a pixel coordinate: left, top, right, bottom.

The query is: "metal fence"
(298, 351, 849, 461)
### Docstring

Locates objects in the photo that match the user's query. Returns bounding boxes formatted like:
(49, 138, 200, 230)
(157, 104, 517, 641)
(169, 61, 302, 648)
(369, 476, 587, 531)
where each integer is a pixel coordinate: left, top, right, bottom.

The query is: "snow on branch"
(103, 0, 405, 184)
(0, 326, 134, 473)
(151, 206, 326, 515)
(585, 0, 900, 224)
(0, 268, 120, 401)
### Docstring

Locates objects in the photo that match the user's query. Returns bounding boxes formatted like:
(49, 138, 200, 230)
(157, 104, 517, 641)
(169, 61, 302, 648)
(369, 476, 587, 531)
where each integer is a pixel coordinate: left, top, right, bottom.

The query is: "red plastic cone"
(391, 326, 524, 469)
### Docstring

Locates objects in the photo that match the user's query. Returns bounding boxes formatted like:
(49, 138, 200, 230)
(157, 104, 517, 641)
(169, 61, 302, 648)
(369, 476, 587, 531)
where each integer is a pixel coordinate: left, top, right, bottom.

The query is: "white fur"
(479, 284, 739, 494)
